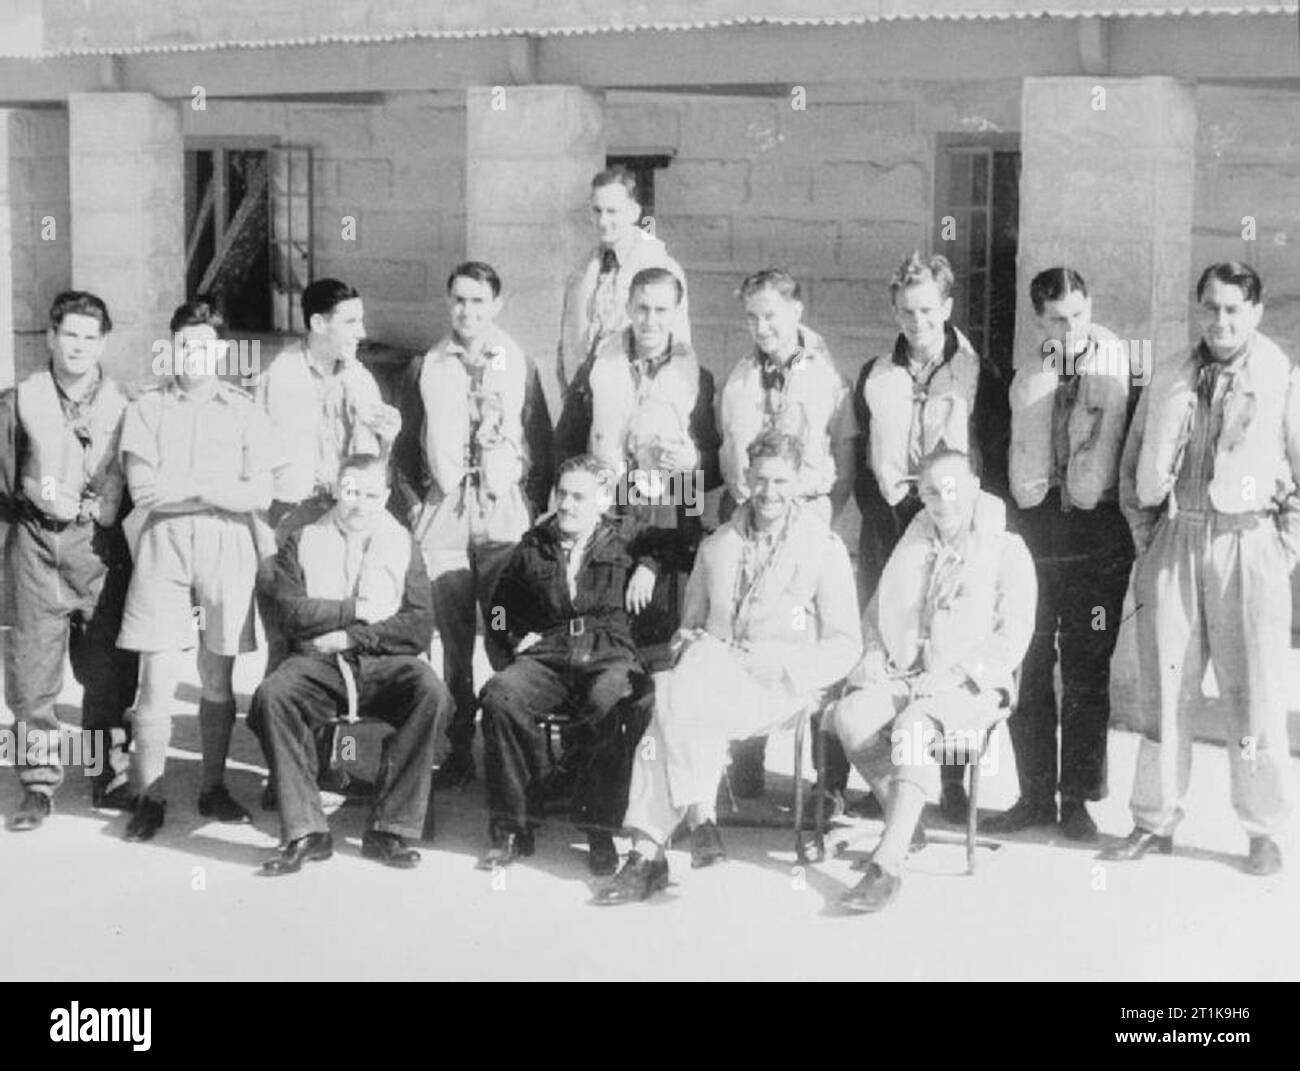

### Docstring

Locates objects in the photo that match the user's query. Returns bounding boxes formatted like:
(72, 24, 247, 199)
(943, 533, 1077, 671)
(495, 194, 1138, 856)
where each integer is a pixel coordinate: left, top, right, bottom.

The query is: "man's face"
(590, 183, 641, 249)
(919, 456, 979, 541)
(1197, 278, 1262, 361)
(447, 275, 501, 346)
(893, 279, 953, 356)
(743, 288, 803, 360)
(311, 296, 366, 363)
(745, 454, 800, 524)
(555, 469, 611, 538)
(1037, 290, 1092, 352)
(47, 313, 107, 379)
(334, 464, 389, 533)
(175, 324, 223, 393)
(628, 280, 680, 356)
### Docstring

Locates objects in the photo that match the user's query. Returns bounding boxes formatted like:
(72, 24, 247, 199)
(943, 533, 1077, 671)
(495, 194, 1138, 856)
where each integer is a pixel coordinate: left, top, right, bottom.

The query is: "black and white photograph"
(0, 0, 1297, 1018)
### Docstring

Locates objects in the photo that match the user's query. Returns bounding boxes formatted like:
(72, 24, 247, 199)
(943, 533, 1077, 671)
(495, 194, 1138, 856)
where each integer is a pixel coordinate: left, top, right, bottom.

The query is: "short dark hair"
(338, 453, 390, 484)
(556, 454, 616, 490)
(738, 268, 802, 304)
(918, 446, 981, 480)
(169, 300, 225, 335)
(447, 261, 502, 298)
(302, 278, 360, 327)
(1029, 268, 1088, 315)
(1196, 261, 1262, 305)
(49, 290, 111, 334)
(889, 252, 955, 304)
(629, 267, 683, 305)
(745, 428, 803, 469)
(591, 166, 640, 204)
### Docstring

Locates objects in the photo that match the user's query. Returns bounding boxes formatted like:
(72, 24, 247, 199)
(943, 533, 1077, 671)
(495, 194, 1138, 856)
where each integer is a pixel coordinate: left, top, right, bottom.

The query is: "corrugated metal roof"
(10, 3, 1300, 60)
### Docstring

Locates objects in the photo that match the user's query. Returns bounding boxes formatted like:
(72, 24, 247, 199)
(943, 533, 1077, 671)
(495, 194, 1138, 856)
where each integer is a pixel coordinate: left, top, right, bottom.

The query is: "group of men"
(0, 162, 1294, 912)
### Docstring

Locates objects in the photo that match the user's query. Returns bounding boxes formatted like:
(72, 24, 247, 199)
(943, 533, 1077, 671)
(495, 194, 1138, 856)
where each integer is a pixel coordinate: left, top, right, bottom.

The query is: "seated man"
(596, 429, 861, 904)
(248, 454, 451, 876)
(477, 455, 672, 876)
(829, 448, 1035, 913)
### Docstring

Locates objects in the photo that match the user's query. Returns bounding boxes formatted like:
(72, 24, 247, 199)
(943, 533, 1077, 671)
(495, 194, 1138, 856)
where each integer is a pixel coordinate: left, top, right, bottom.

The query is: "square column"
(69, 93, 185, 388)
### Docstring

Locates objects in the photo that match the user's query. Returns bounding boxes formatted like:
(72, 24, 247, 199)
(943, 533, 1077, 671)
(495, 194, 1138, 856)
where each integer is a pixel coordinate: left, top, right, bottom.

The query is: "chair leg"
(966, 758, 980, 875)
(793, 715, 807, 864)
(812, 723, 826, 862)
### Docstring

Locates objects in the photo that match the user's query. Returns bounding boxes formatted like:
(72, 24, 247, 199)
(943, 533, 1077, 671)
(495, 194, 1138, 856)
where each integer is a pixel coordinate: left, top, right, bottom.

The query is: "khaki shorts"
(118, 512, 258, 656)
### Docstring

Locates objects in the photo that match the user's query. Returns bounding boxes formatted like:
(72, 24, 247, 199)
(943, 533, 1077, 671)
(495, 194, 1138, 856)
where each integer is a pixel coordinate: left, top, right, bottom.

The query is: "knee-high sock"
(198, 698, 238, 791)
(873, 775, 927, 873)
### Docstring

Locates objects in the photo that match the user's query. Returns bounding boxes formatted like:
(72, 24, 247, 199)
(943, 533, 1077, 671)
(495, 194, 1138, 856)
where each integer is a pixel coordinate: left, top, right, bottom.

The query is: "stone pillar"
(465, 85, 605, 422)
(1016, 78, 1199, 735)
(0, 109, 71, 391)
(68, 93, 185, 388)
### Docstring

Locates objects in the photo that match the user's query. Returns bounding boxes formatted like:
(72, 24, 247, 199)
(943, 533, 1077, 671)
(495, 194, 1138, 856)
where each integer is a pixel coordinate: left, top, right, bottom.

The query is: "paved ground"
(1, 643, 1297, 982)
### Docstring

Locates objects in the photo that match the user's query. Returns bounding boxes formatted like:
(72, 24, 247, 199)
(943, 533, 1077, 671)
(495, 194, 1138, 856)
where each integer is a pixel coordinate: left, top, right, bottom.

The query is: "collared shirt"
(754, 333, 811, 414)
(891, 328, 962, 477)
(625, 331, 675, 393)
(51, 365, 106, 444)
(731, 502, 797, 625)
(1173, 341, 1248, 512)
(558, 528, 597, 600)
(1049, 370, 1083, 497)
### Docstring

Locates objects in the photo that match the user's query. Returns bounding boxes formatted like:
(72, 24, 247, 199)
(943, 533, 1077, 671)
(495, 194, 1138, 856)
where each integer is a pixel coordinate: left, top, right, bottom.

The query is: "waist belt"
(1170, 507, 1274, 532)
(20, 499, 82, 533)
(542, 614, 617, 639)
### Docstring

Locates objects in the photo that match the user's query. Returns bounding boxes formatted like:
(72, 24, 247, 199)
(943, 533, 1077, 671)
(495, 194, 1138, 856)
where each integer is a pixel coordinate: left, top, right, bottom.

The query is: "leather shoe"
(593, 851, 670, 905)
(1245, 836, 1282, 877)
(939, 780, 969, 824)
(197, 784, 252, 823)
(91, 778, 137, 812)
(260, 832, 335, 876)
(362, 830, 421, 869)
(1059, 798, 1098, 842)
(431, 752, 476, 791)
(476, 827, 535, 870)
(984, 796, 1058, 835)
(587, 832, 618, 877)
(690, 820, 727, 869)
(1100, 827, 1173, 862)
(124, 797, 166, 842)
(7, 791, 52, 832)
(841, 862, 902, 913)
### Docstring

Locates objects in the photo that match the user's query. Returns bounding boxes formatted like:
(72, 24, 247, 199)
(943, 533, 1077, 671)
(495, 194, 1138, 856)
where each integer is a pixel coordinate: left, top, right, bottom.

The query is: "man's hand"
(669, 626, 704, 664)
(515, 632, 542, 655)
(654, 442, 696, 474)
(77, 495, 102, 524)
(309, 630, 354, 654)
(625, 564, 657, 614)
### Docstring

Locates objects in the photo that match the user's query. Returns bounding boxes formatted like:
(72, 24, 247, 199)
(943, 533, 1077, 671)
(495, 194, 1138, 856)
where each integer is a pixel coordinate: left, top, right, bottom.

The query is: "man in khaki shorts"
(116, 301, 275, 841)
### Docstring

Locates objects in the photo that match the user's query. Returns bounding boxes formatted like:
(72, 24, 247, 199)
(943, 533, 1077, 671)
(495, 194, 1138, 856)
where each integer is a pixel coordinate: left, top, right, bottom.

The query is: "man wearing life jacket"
(1103, 262, 1297, 877)
(556, 166, 690, 396)
(390, 261, 555, 790)
(855, 252, 1010, 825)
(717, 268, 856, 800)
(984, 268, 1135, 842)
(1, 291, 139, 831)
(829, 448, 1035, 912)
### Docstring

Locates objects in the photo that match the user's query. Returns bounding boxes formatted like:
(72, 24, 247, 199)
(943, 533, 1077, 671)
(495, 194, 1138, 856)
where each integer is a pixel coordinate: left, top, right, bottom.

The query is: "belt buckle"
(568, 617, 585, 638)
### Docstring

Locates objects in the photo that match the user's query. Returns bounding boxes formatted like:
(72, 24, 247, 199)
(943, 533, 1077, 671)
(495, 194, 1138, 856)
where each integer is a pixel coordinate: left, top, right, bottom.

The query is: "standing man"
(557, 166, 690, 395)
(114, 302, 275, 841)
(1, 291, 138, 830)
(986, 268, 1134, 841)
(717, 268, 856, 799)
(855, 252, 1010, 823)
(390, 261, 554, 790)
(1104, 262, 1297, 876)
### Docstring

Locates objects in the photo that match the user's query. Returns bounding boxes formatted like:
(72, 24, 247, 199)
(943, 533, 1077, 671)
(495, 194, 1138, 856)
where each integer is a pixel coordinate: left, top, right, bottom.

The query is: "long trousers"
(1010, 493, 1133, 803)
(1127, 509, 1292, 838)
(479, 638, 651, 835)
(3, 514, 137, 794)
(247, 653, 447, 843)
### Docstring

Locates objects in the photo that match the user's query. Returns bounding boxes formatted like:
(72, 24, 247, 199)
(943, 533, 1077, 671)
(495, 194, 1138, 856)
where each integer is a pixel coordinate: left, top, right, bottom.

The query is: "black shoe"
(124, 797, 166, 842)
(587, 832, 618, 877)
(1245, 836, 1282, 877)
(984, 796, 1058, 835)
(1059, 798, 1098, 842)
(939, 780, 969, 825)
(593, 851, 670, 905)
(690, 820, 727, 869)
(841, 862, 902, 913)
(7, 791, 52, 832)
(197, 785, 252, 824)
(260, 832, 335, 876)
(431, 752, 476, 791)
(1100, 827, 1173, 862)
(91, 778, 137, 812)
(476, 827, 535, 870)
(362, 830, 421, 869)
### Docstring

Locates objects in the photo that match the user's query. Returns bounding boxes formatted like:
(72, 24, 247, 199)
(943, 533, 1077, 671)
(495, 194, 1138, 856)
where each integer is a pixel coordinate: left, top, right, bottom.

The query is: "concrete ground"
(0, 641, 1297, 983)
